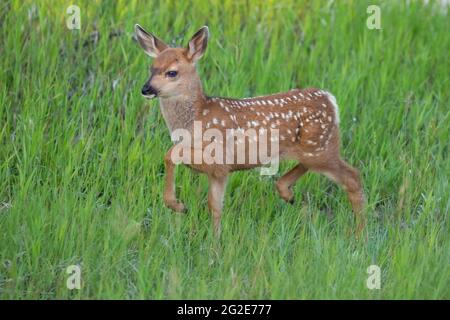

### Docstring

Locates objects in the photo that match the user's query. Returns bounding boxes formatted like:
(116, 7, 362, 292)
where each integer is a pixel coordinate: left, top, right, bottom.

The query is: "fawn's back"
(195, 87, 341, 170)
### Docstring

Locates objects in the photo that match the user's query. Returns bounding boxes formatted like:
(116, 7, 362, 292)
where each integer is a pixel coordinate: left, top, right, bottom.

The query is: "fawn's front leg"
(276, 163, 308, 203)
(207, 174, 228, 236)
(163, 146, 186, 213)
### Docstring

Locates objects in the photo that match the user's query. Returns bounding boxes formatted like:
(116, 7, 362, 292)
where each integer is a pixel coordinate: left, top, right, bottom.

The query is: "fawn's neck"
(158, 77, 205, 134)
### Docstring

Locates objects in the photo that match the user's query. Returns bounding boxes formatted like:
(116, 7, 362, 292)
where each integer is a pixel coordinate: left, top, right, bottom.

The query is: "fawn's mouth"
(142, 93, 157, 99)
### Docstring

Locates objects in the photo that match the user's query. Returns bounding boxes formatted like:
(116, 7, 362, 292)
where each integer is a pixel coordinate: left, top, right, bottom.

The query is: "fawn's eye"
(166, 70, 178, 78)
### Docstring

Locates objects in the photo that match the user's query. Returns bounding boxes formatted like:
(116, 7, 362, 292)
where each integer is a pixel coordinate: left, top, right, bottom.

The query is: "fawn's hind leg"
(318, 159, 366, 235)
(163, 146, 186, 213)
(276, 163, 308, 203)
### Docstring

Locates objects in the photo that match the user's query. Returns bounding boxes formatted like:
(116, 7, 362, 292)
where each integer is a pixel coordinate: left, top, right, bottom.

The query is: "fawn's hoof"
(276, 183, 295, 204)
(279, 194, 294, 204)
(166, 200, 186, 213)
(279, 190, 295, 204)
(355, 221, 367, 242)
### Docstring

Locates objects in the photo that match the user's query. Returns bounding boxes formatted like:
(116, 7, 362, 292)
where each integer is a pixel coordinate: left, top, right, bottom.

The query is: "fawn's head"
(135, 24, 209, 99)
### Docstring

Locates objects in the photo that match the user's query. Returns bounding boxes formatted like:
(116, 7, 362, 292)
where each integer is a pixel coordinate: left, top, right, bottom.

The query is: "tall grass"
(0, 0, 448, 299)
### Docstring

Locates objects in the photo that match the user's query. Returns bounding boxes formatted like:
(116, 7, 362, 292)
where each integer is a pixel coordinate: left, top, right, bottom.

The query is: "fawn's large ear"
(186, 26, 209, 63)
(134, 24, 168, 58)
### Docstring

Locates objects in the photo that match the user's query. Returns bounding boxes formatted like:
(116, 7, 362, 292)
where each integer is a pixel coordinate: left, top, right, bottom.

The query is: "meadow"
(0, 0, 449, 299)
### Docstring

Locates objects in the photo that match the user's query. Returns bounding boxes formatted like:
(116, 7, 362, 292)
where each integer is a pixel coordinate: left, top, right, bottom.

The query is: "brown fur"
(135, 25, 366, 237)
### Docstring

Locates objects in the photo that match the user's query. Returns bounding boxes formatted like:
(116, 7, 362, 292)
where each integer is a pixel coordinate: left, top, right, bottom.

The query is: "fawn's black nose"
(141, 83, 157, 97)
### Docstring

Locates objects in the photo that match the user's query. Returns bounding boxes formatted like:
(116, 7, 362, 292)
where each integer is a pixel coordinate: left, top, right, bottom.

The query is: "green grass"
(0, 0, 449, 299)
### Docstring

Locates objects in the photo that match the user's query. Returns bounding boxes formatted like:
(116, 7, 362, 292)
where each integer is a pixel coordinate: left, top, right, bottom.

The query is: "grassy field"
(0, 0, 449, 299)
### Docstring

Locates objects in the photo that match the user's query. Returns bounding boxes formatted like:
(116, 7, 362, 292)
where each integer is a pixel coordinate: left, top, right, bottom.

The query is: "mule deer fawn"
(135, 25, 365, 236)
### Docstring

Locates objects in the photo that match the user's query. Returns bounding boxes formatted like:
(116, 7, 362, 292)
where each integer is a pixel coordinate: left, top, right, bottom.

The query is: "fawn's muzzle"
(141, 83, 158, 99)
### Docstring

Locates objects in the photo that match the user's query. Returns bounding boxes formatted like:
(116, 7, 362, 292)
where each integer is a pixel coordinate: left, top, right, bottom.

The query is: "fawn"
(135, 25, 365, 236)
